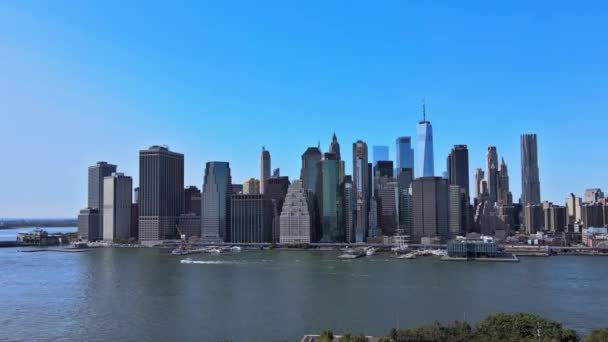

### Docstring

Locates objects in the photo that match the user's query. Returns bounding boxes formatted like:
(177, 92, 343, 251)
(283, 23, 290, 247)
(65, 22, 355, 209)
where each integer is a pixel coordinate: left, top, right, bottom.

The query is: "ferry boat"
(365, 247, 377, 256)
(230, 246, 242, 252)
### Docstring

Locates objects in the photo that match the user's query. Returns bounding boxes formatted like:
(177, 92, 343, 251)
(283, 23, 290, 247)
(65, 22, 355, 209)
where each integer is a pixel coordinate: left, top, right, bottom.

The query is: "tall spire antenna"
(422, 98, 426, 122)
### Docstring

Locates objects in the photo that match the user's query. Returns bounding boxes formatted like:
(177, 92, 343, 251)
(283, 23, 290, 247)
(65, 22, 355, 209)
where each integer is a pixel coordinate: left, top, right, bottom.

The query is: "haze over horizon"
(1, 1, 607, 218)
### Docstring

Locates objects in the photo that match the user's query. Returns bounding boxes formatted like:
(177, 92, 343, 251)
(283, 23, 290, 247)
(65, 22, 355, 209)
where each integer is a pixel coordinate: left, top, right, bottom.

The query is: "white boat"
(365, 247, 377, 256)
(230, 246, 242, 252)
(209, 248, 222, 254)
(397, 253, 416, 259)
(180, 258, 194, 264)
(431, 249, 447, 257)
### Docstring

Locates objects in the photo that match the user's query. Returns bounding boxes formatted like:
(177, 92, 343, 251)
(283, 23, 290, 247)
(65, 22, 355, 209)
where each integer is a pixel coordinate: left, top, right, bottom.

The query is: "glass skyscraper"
(395, 136, 414, 172)
(201, 161, 232, 242)
(316, 156, 345, 242)
(416, 104, 434, 177)
(372, 145, 389, 166)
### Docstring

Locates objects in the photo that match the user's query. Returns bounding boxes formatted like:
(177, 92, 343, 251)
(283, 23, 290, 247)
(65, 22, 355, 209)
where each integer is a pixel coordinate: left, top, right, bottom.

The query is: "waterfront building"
(397, 188, 413, 241)
(329, 132, 341, 161)
(448, 185, 462, 239)
(232, 184, 243, 195)
(486, 147, 499, 204)
(201, 161, 232, 242)
(77, 208, 100, 241)
(520, 134, 541, 206)
(260, 147, 271, 194)
(243, 178, 260, 195)
(583, 188, 604, 204)
(230, 194, 274, 243)
(372, 145, 389, 166)
(184, 186, 201, 216)
(343, 176, 355, 243)
(544, 205, 567, 233)
(581, 204, 605, 229)
(280, 180, 313, 244)
(88, 161, 117, 235)
(447, 237, 499, 258)
(103, 173, 133, 241)
(416, 102, 434, 177)
(375, 173, 399, 236)
(139, 146, 184, 242)
(566, 193, 582, 225)
(411, 177, 449, 243)
(353, 140, 369, 242)
(316, 156, 345, 242)
(582, 227, 608, 247)
(368, 196, 380, 238)
(497, 158, 513, 206)
(300, 147, 322, 194)
(177, 213, 201, 238)
(395, 136, 414, 174)
(266, 176, 291, 242)
(524, 204, 543, 234)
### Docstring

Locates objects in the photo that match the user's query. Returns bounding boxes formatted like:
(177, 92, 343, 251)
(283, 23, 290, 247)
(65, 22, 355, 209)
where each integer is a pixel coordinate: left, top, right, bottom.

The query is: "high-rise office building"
(232, 184, 244, 195)
(412, 177, 449, 243)
(581, 204, 605, 229)
(396, 136, 414, 173)
(544, 205, 567, 232)
(583, 188, 604, 204)
(374, 161, 394, 178)
(524, 204, 543, 234)
(184, 186, 202, 216)
(397, 168, 413, 193)
(138, 146, 184, 242)
(230, 194, 274, 243)
(416, 102, 434, 177)
(448, 185, 463, 239)
(447, 145, 469, 198)
(486, 146, 498, 203)
(343, 176, 354, 243)
(474, 168, 485, 200)
(103, 173, 133, 241)
(398, 188, 413, 240)
(243, 178, 260, 195)
(280, 180, 314, 244)
(266, 176, 291, 242)
(372, 145, 389, 166)
(520, 134, 541, 205)
(497, 158, 512, 206)
(329, 132, 341, 160)
(566, 193, 582, 225)
(316, 156, 345, 242)
(133, 187, 139, 204)
(375, 175, 399, 236)
(353, 140, 369, 242)
(87, 161, 117, 235)
(201, 161, 232, 241)
(77, 208, 100, 241)
(260, 147, 271, 194)
(300, 147, 322, 194)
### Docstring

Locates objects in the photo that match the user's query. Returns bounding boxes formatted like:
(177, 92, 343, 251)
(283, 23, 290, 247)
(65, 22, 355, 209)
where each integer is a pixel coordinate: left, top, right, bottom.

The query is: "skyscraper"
(372, 145, 389, 166)
(138, 146, 184, 242)
(485, 147, 499, 204)
(230, 194, 274, 243)
(184, 186, 201, 216)
(520, 134, 541, 205)
(447, 145, 469, 197)
(280, 180, 314, 244)
(448, 185, 463, 239)
(412, 177, 449, 243)
(416, 101, 434, 177)
(266, 176, 291, 242)
(77, 208, 100, 241)
(566, 193, 582, 225)
(396, 136, 414, 172)
(103, 173, 133, 242)
(497, 158, 513, 206)
(316, 156, 345, 242)
(474, 168, 485, 200)
(201, 161, 232, 242)
(260, 147, 271, 194)
(329, 132, 341, 161)
(343, 176, 354, 243)
(87, 161, 117, 235)
(375, 175, 399, 236)
(353, 140, 369, 242)
(300, 147, 322, 194)
(583, 188, 604, 204)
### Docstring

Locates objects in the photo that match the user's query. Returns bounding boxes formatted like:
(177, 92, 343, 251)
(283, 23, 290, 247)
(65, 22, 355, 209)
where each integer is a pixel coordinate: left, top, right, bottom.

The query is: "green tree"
(585, 329, 608, 342)
(473, 313, 578, 342)
(339, 333, 367, 342)
(319, 330, 334, 342)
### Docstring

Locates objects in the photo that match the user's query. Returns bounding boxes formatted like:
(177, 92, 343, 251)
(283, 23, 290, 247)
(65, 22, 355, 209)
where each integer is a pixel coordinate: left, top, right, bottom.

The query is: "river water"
(0, 247, 606, 341)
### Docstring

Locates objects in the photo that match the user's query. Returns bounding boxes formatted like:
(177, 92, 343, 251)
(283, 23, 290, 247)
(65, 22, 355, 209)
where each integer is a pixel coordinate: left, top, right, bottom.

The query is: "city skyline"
(2, 1, 608, 217)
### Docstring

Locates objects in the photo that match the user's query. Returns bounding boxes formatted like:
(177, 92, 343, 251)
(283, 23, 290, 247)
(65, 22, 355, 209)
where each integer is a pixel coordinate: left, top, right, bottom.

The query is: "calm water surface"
(0, 248, 607, 341)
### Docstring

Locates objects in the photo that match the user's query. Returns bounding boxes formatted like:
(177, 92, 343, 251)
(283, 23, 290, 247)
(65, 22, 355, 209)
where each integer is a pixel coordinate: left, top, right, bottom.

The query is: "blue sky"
(1, 1, 607, 218)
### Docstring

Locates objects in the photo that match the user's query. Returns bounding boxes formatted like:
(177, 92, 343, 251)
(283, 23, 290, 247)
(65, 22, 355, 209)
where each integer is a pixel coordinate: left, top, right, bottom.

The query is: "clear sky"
(1, 1, 607, 218)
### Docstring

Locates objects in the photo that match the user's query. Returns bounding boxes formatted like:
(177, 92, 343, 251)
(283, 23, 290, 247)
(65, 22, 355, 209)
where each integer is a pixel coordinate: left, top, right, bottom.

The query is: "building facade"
(103, 173, 133, 241)
(87, 161, 117, 236)
(184, 186, 201, 216)
(230, 195, 274, 243)
(395, 136, 414, 173)
(243, 178, 260, 195)
(201, 161, 232, 242)
(77, 208, 100, 241)
(412, 177, 449, 243)
(520, 134, 541, 206)
(416, 103, 434, 177)
(260, 147, 271, 194)
(485, 146, 499, 204)
(316, 157, 345, 242)
(300, 147, 322, 194)
(353, 140, 369, 242)
(280, 180, 313, 244)
(138, 146, 184, 242)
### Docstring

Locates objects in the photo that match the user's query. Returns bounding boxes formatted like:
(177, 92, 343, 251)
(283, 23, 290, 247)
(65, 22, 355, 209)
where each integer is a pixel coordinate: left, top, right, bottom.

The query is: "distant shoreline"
(0, 221, 77, 229)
